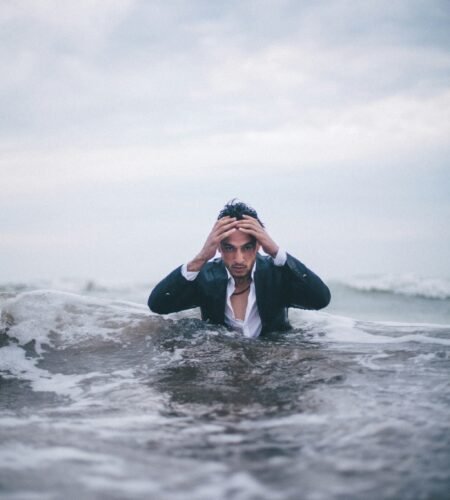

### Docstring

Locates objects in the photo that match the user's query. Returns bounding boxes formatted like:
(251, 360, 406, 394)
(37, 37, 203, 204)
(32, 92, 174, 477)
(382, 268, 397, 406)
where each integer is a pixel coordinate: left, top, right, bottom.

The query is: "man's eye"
(244, 245, 254, 251)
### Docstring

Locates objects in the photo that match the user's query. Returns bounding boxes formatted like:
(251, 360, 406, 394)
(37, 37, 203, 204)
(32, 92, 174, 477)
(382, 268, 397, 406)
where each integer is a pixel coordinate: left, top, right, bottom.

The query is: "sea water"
(0, 276, 449, 500)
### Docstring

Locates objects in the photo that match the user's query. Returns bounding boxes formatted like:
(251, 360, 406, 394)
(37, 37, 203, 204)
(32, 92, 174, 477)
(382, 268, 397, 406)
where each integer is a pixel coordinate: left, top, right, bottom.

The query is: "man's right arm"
(148, 266, 200, 314)
(148, 216, 238, 314)
(186, 216, 238, 271)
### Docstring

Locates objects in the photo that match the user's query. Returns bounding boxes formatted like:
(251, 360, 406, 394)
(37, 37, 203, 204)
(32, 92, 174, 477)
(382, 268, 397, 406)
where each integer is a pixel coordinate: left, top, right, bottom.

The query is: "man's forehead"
(221, 231, 255, 246)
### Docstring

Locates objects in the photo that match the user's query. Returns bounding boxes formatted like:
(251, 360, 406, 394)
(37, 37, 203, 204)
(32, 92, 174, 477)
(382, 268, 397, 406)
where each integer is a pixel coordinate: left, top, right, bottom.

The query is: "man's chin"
(230, 267, 249, 277)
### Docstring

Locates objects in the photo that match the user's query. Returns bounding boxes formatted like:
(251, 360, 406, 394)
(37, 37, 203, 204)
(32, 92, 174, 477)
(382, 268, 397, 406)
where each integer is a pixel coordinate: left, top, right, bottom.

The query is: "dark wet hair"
(217, 199, 264, 227)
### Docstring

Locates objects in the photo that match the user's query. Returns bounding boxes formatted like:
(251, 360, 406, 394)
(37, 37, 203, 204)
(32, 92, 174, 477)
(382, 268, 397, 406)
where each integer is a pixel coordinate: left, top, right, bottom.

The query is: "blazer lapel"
(254, 254, 269, 325)
(209, 260, 228, 324)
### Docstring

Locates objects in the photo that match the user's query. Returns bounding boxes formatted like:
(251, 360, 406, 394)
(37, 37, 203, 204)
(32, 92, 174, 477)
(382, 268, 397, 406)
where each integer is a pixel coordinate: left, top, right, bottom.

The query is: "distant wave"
(0, 278, 151, 305)
(338, 274, 450, 300)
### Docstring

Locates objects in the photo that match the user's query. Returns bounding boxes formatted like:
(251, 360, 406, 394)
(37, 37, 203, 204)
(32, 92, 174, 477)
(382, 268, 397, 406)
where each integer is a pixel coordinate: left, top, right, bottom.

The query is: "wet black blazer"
(148, 253, 330, 334)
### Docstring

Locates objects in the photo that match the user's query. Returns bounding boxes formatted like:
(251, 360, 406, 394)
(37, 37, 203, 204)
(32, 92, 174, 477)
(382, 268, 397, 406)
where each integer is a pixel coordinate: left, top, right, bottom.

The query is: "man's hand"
(187, 217, 238, 272)
(237, 215, 279, 257)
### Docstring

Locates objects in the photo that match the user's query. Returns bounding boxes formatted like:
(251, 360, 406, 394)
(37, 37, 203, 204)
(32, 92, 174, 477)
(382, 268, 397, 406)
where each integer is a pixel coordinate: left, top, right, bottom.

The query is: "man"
(148, 200, 330, 338)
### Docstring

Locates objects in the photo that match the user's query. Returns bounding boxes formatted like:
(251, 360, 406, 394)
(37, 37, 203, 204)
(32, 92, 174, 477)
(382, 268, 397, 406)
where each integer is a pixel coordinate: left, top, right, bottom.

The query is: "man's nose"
(235, 249, 245, 263)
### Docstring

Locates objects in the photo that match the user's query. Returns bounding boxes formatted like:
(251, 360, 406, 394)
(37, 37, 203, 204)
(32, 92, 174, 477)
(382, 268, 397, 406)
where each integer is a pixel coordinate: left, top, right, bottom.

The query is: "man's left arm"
(282, 253, 331, 310)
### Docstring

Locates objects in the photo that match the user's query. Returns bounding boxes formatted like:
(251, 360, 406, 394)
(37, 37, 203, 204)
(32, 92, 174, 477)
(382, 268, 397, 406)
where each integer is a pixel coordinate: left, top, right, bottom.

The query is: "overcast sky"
(1, 0, 449, 284)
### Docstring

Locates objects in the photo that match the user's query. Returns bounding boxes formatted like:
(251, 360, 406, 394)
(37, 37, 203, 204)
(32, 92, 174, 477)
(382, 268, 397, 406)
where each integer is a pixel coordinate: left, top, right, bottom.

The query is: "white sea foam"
(1, 287, 449, 500)
(2, 290, 449, 364)
(291, 310, 450, 346)
(1, 289, 449, 403)
(0, 443, 122, 470)
(0, 342, 140, 398)
(339, 273, 450, 299)
(0, 290, 158, 397)
(1, 289, 148, 353)
(0, 343, 83, 397)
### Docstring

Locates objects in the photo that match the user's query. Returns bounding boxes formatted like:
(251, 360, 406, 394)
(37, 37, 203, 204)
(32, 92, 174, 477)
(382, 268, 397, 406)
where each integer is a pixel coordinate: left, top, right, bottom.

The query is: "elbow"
(316, 285, 331, 309)
(323, 288, 331, 309)
(304, 284, 331, 310)
(147, 294, 157, 313)
(148, 290, 166, 314)
(148, 287, 179, 314)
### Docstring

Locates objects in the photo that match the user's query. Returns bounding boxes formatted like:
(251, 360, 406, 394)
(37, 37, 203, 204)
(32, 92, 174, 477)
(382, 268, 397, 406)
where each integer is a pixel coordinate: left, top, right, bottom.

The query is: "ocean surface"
(1, 275, 449, 500)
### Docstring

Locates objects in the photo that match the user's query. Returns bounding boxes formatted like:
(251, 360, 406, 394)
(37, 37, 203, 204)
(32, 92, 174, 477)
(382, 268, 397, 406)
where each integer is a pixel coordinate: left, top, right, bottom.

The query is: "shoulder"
(198, 258, 228, 282)
(255, 253, 279, 272)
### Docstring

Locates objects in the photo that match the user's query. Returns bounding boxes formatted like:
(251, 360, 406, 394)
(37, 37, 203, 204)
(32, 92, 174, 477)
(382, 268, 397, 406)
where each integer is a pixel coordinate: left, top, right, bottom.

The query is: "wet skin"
(219, 230, 260, 320)
(185, 214, 279, 321)
(187, 215, 279, 275)
(219, 230, 259, 282)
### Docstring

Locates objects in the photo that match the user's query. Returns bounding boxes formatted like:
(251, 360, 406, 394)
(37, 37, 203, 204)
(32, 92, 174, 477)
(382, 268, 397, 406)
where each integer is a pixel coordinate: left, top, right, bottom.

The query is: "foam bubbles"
(1, 289, 148, 353)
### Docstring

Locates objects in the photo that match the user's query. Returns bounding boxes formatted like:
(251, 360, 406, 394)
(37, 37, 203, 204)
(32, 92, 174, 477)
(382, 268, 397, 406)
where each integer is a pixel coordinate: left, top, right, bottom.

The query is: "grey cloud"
(1, 0, 450, 282)
(1, 0, 449, 145)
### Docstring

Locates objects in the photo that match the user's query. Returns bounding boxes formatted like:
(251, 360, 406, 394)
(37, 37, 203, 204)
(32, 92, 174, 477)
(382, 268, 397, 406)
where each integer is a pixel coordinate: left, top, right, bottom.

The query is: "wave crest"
(339, 273, 450, 300)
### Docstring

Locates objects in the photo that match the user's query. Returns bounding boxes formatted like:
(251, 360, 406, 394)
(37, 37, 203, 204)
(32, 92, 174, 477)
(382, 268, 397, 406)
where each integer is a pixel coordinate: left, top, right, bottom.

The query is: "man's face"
(219, 229, 260, 279)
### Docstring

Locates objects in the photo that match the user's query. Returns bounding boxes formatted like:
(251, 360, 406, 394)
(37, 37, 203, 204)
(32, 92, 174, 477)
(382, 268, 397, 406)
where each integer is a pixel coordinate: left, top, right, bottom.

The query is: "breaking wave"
(338, 273, 450, 300)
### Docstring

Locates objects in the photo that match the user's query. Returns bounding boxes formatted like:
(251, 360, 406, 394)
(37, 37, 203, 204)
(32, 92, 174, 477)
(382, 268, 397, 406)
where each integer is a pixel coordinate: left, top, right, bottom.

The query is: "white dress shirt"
(181, 249, 287, 338)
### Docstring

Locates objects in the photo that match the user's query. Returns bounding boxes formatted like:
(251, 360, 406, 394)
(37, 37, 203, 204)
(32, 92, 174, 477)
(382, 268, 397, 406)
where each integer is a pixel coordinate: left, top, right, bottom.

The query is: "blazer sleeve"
(148, 266, 201, 314)
(282, 253, 331, 310)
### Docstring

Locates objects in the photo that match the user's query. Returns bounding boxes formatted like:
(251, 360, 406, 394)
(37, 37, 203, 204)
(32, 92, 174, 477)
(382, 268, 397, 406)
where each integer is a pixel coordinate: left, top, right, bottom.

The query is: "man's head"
(218, 200, 262, 279)
(217, 200, 264, 227)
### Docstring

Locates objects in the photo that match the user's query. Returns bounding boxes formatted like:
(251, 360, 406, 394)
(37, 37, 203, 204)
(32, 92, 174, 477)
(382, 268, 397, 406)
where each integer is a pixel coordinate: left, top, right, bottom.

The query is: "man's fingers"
(212, 216, 266, 244)
(216, 216, 236, 226)
(241, 215, 260, 223)
(237, 217, 260, 229)
(214, 218, 238, 234)
(212, 218, 235, 232)
(237, 227, 260, 239)
(237, 226, 255, 233)
(218, 228, 237, 241)
(208, 219, 238, 246)
(236, 222, 261, 235)
(236, 221, 259, 229)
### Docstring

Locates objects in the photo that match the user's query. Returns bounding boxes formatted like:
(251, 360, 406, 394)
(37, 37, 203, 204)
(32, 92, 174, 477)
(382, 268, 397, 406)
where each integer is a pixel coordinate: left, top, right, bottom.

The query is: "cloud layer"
(1, 0, 449, 281)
